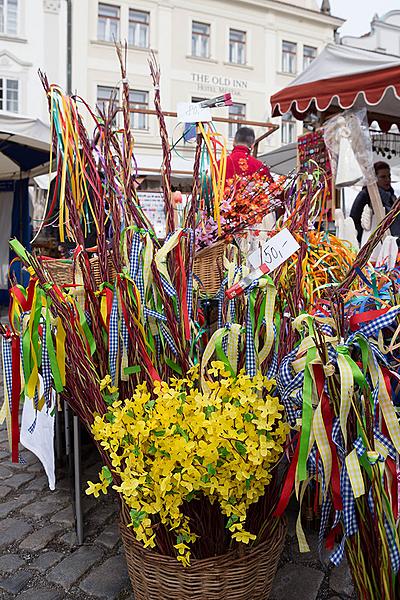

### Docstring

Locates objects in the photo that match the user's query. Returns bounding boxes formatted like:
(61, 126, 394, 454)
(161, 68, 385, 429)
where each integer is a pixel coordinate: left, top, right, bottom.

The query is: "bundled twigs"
(148, 51, 174, 235)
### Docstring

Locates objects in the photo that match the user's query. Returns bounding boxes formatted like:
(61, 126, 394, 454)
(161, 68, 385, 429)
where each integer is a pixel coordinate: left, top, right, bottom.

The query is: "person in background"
(350, 161, 400, 246)
(224, 126, 274, 183)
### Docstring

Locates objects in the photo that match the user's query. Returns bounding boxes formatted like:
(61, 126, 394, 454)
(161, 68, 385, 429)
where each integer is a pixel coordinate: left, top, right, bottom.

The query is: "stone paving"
(0, 414, 356, 600)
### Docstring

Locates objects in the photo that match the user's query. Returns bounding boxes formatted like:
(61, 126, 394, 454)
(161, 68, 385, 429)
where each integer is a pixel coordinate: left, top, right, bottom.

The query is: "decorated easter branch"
(2, 43, 400, 600)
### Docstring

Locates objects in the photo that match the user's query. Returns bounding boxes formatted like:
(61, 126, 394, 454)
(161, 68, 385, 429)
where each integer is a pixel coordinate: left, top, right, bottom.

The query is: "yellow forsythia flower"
(87, 362, 289, 564)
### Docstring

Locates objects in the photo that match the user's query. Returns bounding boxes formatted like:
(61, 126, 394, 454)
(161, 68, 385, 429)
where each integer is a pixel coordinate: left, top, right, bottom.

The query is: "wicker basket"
(89, 255, 117, 286)
(42, 259, 75, 287)
(193, 241, 226, 296)
(120, 503, 287, 600)
(42, 256, 117, 288)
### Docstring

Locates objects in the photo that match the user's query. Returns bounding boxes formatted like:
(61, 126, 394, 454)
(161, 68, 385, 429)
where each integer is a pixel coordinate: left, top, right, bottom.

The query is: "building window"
(281, 113, 296, 144)
(128, 9, 149, 48)
(0, 0, 18, 35)
(303, 45, 316, 69)
(228, 102, 246, 139)
(192, 21, 210, 58)
(0, 78, 19, 112)
(282, 41, 297, 74)
(96, 85, 118, 124)
(129, 90, 149, 130)
(229, 29, 246, 65)
(97, 3, 120, 42)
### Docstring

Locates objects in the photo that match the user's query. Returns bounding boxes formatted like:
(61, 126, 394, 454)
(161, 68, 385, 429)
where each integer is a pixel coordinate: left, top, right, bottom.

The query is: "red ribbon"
(350, 307, 390, 331)
(314, 364, 342, 511)
(11, 336, 21, 463)
(274, 433, 300, 517)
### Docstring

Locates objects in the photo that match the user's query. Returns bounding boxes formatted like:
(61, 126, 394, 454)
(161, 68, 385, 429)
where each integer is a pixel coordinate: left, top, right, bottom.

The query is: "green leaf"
(174, 425, 189, 442)
(204, 405, 216, 419)
(200, 474, 209, 483)
(235, 441, 247, 456)
(154, 429, 165, 437)
(129, 509, 147, 529)
(105, 412, 115, 423)
(243, 413, 254, 422)
(104, 391, 119, 405)
(226, 514, 239, 529)
(101, 466, 113, 484)
(246, 475, 254, 490)
(123, 365, 141, 375)
(144, 399, 155, 411)
(218, 446, 229, 459)
(207, 463, 216, 476)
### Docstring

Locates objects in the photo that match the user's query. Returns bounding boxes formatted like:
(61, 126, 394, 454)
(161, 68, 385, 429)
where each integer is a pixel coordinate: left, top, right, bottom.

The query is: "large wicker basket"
(193, 241, 226, 296)
(120, 503, 286, 600)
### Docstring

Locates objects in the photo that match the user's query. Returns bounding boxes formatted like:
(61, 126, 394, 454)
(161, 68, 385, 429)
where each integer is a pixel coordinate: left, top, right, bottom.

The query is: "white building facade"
(71, 0, 343, 161)
(0, 0, 67, 121)
(1, 0, 343, 160)
(342, 10, 400, 57)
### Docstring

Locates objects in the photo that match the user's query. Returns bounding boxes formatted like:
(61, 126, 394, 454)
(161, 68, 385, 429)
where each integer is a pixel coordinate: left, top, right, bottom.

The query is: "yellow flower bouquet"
(87, 362, 289, 566)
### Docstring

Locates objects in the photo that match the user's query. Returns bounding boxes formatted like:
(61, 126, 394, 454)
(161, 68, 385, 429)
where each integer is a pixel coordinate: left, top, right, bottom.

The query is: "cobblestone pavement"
(0, 419, 356, 600)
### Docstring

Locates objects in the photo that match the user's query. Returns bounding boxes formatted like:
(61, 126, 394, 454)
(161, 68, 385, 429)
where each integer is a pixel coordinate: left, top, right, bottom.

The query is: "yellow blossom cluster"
(86, 362, 289, 565)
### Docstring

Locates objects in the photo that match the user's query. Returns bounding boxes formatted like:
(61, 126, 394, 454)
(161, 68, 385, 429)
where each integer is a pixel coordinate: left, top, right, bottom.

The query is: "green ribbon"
(298, 317, 317, 482)
(45, 299, 64, 393)
(75, 301, 96, 356)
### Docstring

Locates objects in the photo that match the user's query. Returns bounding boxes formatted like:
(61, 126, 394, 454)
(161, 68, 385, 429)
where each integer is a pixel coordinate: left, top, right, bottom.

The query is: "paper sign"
(137, 192, 166, 238)
(248, 228, 300, 272)
(177, 102, 212, 123)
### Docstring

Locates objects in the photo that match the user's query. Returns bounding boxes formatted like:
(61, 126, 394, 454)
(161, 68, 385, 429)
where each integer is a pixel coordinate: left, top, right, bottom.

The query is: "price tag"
(248, 228, 300, 272)
(176, 102, 212, 124)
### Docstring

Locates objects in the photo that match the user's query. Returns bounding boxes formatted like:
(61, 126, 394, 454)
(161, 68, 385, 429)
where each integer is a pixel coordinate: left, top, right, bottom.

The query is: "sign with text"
(177, 102, 212, 123)
(248, 228, 300, 272)
(137, 192, 166, 238)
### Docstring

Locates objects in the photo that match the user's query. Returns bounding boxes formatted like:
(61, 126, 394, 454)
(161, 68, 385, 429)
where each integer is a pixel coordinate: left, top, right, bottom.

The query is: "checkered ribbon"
(2, 338, 13, 413)
(109, 290, 119, 384)
(245, 281, 259, 377)
(374, 429, 396, 460)
(41, 322, 53, 410)
(347, 306, 400, 344)
(144, 308, 167, 322)
(129, 232, 145, 305)
(185, 229, 194, 319)
(160, 323, 178, 356)
(160, 275, 177, 299)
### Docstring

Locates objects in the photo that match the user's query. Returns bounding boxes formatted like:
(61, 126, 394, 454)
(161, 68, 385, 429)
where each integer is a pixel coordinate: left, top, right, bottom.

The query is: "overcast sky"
(330, 0, 398, 37)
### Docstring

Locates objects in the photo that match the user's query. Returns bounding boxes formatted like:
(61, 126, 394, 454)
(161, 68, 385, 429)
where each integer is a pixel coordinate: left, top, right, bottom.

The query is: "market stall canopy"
(270, 43, 400, 131)
(260, 139, 400, 177)
(259, 142, 297, 175)
(0, 113, 50, 180)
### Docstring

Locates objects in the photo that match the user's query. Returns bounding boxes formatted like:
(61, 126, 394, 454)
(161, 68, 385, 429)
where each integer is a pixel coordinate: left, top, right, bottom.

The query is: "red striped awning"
(271, 44, 400, 131)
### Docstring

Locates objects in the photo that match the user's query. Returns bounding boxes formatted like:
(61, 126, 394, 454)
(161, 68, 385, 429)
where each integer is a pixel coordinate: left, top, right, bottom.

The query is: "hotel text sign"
(191, 72, 248, 96)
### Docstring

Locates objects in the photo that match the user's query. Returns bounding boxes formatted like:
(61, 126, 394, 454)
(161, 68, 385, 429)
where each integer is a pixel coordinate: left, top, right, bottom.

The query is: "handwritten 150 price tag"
(248, 228, 300, 272)
(176, 102, 212, 124)
(225, 228, 300, 299)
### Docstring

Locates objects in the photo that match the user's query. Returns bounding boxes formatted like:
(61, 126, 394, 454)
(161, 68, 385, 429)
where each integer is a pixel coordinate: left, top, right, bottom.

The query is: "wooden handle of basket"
(367, 182, 388, 240)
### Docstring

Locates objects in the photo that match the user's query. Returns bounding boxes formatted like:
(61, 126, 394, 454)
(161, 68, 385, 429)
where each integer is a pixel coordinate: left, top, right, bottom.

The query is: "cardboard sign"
(176, 102, 212, 124)
(226, 228, 300, 299)
(248, 228, 300, 272)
